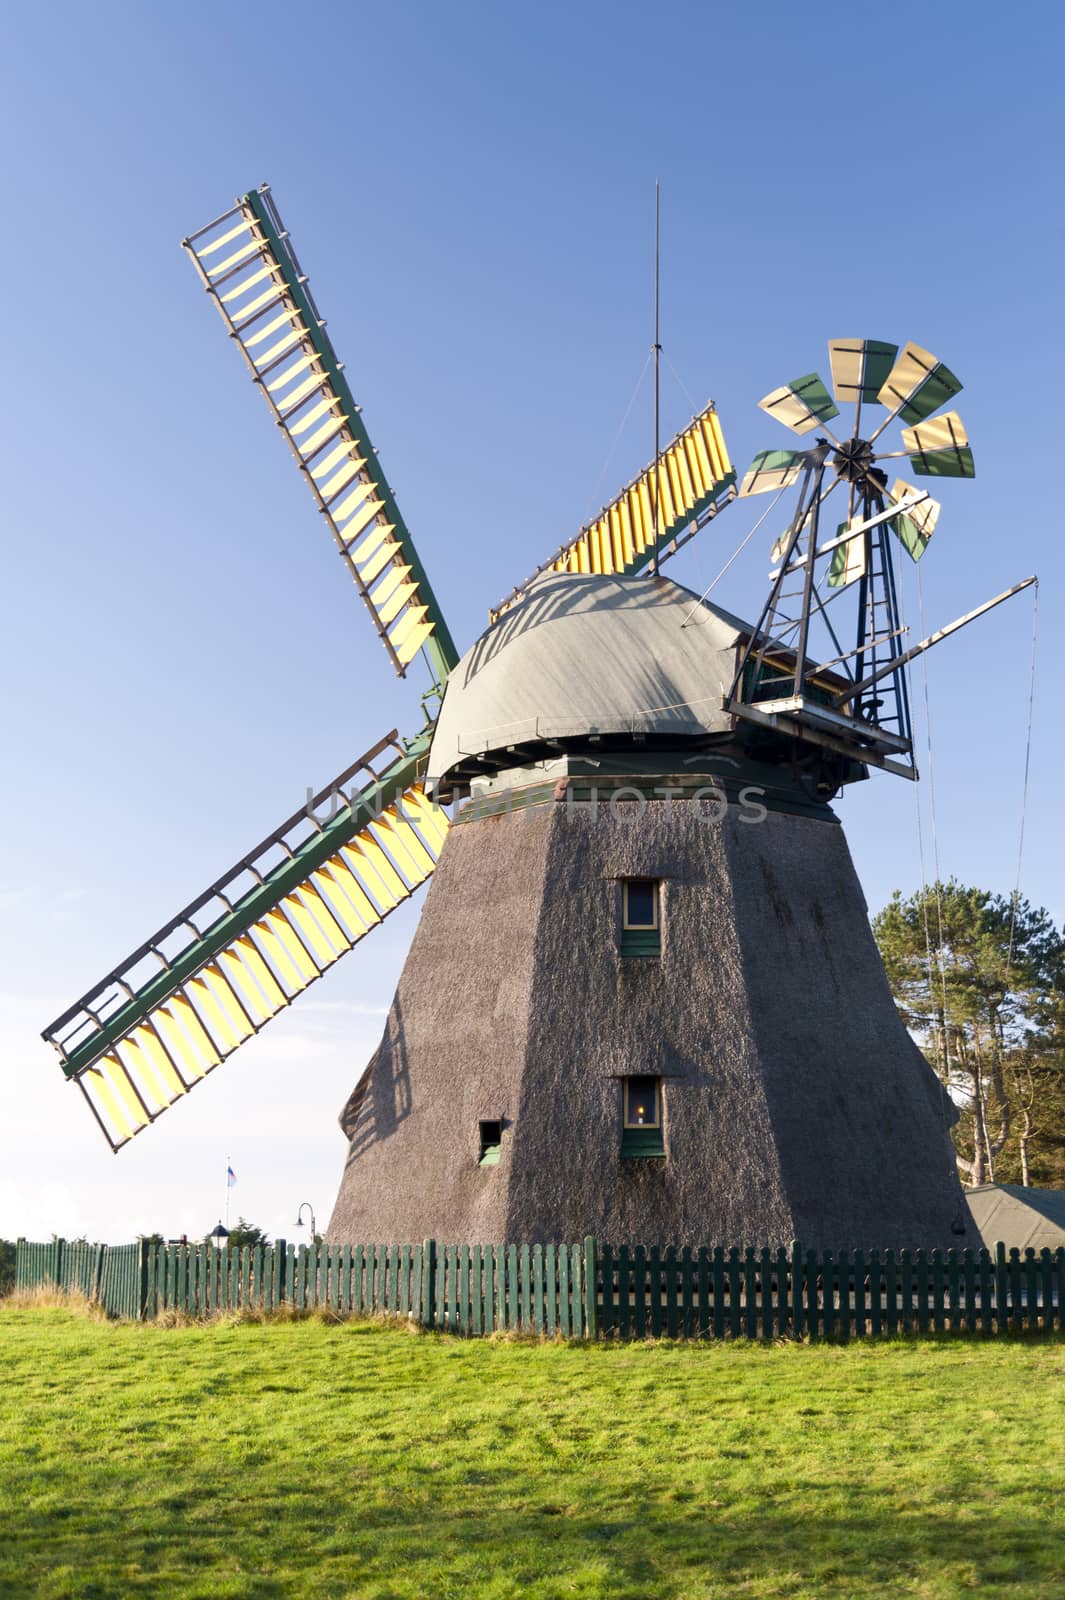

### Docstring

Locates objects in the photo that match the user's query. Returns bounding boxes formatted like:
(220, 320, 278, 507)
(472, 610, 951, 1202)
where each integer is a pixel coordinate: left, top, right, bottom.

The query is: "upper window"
(621, 879, 661, 957)
(621, 1075, 665, 1158)
(623, 879, 659, 929)
(623, 1075, 661, 1128)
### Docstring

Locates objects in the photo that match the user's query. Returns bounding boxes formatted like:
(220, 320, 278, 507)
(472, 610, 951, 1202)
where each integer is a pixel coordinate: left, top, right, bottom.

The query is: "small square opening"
(478, 1119, 503, 1166)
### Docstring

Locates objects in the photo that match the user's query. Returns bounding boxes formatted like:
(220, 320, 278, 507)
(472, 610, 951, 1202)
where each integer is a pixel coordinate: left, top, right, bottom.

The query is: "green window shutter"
(620, 928, 661, 958)
(621, 1126, 665, 1159)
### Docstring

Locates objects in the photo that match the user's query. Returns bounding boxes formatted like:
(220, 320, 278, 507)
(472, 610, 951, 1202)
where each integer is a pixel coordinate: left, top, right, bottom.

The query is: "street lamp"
(295, 1201, 317, 1241)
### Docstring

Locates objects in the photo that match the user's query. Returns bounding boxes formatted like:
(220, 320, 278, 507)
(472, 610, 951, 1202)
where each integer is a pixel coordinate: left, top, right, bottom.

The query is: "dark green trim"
(60, 732, 433, 1079)
(244, 190, 459, 689)
(620, 928, 661, 958)
(621, 1126, 665, 1159)
(454, 767, 838, 825)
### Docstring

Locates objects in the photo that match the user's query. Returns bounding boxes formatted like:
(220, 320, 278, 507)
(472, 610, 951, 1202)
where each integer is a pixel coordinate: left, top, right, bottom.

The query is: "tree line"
(873, 880, 1065, 1188)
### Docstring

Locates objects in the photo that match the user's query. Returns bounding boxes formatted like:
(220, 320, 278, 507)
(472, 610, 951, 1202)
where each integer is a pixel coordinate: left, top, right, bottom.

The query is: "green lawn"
(1, 1306, 1062, 1600)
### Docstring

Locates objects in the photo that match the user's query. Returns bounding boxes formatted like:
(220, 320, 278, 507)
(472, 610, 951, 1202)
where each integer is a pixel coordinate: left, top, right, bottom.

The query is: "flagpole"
(225, 1153, 231, 1231)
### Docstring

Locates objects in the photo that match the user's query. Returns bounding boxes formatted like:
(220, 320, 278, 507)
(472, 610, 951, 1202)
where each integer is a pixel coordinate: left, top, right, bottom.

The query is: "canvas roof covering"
(965, 1184, 1065, 1251)
(428, 573, 753, 788)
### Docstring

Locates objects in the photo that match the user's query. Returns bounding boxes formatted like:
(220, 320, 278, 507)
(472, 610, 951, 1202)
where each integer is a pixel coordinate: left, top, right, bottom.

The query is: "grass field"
(1, 1304, 1062, 1600)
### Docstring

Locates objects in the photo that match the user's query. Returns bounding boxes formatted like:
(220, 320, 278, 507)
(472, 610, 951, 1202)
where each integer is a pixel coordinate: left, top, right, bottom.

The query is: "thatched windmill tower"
(42, 192, 1030, 1250)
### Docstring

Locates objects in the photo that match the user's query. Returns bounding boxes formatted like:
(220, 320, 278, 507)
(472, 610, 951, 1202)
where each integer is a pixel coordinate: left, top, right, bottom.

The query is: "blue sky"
(1, 2, 1060, 1243)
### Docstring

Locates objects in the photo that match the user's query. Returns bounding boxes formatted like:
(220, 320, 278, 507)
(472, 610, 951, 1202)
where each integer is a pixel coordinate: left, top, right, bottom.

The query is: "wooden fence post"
(421, 1239, 436, 1329)
(137, 1238, 150, 1321)
(994, 1242, 1009, 1333)
(583, 1238, 597, 1340)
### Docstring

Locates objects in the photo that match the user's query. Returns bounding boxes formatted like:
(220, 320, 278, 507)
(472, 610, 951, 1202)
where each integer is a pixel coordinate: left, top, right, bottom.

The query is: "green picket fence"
(14, 1238, 1065, 1337)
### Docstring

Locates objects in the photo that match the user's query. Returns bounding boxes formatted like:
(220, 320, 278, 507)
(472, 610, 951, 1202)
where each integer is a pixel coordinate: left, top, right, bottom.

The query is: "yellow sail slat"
(637, 481, 655, 548)
(334, 486, 383, 534)
(219, 945, 280, 1023)
(210, 238, 264, 277)
(311, 440, 364, 481)
(266, 351, 321, 394)
(228, 283, 285, 321)
(253, 328, 304, 370)
(115, 1034, 169, 1113)
(94, 1057, 150, 1135)
(673, 443, 696, 507)
(257, 913, 315, 992)
(318, 458, 366, 502)
(154, 1003, 210, 1081)
(319, 857, 382, 931)
(606, 514, 620, 567)
(394, 617, 434, 665)
(376, 578, 418, 627)
(340, 837, 403, 912)
(604, 512, 621, 568)
(167, 993, 221, 1070)
(684, 433, 709, 498)
(347, 515, 391, 566)
(197, 218, 256, 258)
(350, 833, 407, 904)
(203, 963, 256, 1039)
(290, 396, 342, 437)
(703, 413, 729, 477)
(403, 787, 450, 852)
(374, 809, 435, 882)
(614, 502, 630, 572)
(244, 307, 304, 348)
(221, 263, 280, 304)
(86, 1062, 142, 1142)
(264, 908, 320, 980)
(359, 533, 400, 585)
(665, 452, 684, 515)
(277, 370, 329, 412)
(310, 867, 371, 937)
(132, 1024, 187, 1101)
(388, 602, 429, 653)
(655, 461, 677, 527)
(282, 894, 341, 967)
(189, 975, 242, 1053)
(369, 562, 413, 611)
(298, 414, 348, 457)
(295, 884, 353, 954)
(234, 935, 288, 1012)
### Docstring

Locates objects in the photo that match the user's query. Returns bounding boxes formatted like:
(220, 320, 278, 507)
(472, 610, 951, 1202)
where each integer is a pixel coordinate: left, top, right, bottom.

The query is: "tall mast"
(651, 181, 661, 577)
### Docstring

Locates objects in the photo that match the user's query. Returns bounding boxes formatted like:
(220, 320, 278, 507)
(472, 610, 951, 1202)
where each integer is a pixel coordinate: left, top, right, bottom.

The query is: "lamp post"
(295, 1201, 317, 1242)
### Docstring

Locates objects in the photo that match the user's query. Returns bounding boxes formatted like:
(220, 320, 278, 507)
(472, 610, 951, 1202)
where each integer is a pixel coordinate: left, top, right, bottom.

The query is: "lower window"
(621, 1075, 664, 1159)
(478, 1120, 502, 1166)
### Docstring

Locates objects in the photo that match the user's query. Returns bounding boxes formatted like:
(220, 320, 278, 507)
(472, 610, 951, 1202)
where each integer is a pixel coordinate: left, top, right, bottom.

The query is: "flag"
(227, 1165, 237, 1188)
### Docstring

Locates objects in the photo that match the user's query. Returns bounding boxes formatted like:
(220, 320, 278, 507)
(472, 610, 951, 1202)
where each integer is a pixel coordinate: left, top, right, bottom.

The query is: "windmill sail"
(183, 187, 458, 689)
(42, 732, 449, 1151)
(489, 403, 734, 621)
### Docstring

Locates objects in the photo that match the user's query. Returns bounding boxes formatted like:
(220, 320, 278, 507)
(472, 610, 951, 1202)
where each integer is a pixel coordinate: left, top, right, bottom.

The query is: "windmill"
(41, 191, 1032, 1250)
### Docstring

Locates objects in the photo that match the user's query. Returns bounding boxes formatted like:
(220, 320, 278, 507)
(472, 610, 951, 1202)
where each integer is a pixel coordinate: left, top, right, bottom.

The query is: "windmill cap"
(427, 572, 758, 796)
